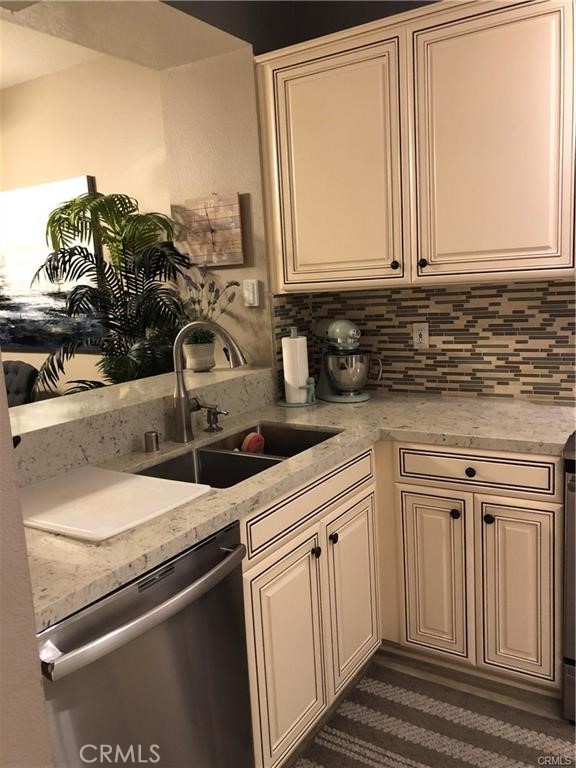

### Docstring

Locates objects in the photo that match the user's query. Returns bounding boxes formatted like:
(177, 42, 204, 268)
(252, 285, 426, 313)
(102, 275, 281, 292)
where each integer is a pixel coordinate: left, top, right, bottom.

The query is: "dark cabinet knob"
(418, 258, 428, 268)
(311, 546, 322, 558)
(390, 260, 400, 270)
(483, 514, 495, 525)
(329, 532, 339, 544)
(449, 509, 461, 520)
(465, 467, 477, 478)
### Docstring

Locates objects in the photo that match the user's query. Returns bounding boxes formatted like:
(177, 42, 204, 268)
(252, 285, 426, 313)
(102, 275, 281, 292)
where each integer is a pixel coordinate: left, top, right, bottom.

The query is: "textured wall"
(160, 47, 273, 367)
(273, 281, 575, 403)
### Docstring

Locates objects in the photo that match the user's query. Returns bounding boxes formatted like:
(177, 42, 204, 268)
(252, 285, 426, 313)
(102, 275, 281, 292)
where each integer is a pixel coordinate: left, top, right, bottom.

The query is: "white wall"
(160, 47, 273, 367)
(0, 54, 171, 390)
(0, 360, 53, 768)
(0, 54, 170, 213)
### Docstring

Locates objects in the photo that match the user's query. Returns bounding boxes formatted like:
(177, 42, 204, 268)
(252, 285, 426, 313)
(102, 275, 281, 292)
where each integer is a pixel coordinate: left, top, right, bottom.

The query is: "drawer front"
(246, 451, 373, 561)
(397, 445, 561, 501)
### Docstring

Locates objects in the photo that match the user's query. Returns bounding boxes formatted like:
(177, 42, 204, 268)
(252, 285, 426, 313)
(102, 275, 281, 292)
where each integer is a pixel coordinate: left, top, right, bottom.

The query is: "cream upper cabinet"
(409, 1, 575, 282)
(257, 36, 407, 292)
(399, 485, 474, 659)
(257, 0, 574, 291)
(475, 494, 561, 681)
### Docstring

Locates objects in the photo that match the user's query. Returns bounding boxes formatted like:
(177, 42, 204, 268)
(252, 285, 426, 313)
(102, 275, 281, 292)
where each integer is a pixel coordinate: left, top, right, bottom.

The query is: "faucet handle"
(204, 405, 229, 433)
(190, 397, 215, 413)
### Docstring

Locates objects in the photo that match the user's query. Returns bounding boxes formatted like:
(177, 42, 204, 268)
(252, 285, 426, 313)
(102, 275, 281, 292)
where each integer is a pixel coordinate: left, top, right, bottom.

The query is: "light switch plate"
(242, 279, 260, 307)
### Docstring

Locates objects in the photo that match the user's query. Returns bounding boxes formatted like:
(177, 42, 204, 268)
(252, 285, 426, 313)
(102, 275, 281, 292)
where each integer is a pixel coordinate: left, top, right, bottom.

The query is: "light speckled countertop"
(27, 392, 574, 632)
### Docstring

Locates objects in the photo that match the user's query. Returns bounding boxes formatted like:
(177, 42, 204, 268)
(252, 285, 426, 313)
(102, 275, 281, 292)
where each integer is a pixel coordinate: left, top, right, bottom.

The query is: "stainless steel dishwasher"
(38, 523, 254, 768)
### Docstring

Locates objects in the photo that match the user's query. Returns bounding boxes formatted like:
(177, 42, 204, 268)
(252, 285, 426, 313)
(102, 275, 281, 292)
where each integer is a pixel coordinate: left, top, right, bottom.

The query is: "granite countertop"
(27, 392, 574, 632)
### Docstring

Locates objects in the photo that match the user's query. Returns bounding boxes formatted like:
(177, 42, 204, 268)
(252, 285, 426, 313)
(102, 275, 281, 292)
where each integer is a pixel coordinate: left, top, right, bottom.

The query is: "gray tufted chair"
(2, 361, 38, 407)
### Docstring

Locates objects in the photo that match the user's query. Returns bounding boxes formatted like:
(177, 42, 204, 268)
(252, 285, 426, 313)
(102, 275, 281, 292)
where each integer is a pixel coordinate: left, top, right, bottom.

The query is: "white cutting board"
(20, 466, 211, 542)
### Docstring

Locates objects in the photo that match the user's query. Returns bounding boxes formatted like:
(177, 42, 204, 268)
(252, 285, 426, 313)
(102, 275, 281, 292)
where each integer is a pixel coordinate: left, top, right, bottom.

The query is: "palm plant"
(34, 193, 192, 392)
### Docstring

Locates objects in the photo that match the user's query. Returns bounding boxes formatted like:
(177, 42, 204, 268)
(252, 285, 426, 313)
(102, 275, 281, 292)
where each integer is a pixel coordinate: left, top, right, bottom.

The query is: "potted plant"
(33, 192, 192, 392)
(181, 268, 239, 372)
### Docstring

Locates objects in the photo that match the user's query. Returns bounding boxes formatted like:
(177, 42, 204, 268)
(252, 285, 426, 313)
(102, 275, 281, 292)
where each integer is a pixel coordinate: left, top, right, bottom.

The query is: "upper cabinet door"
(259, 38, 406, 292)
(411, 1, 575, 281)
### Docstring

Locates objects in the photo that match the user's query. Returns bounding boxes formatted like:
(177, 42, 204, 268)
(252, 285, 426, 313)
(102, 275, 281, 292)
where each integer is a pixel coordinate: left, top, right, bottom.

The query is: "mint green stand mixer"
(314, 319, 382, 403)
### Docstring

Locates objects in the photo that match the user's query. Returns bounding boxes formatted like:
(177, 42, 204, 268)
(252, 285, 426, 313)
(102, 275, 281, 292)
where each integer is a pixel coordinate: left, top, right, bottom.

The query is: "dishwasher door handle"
(40, 543, 246, 682)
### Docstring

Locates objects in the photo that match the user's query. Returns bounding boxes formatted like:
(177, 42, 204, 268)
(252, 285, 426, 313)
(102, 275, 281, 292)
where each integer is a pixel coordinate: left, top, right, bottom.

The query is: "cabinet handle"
(418, 258, 428, 268)
(483, 514, 495, 525)
(390, 260, 400, 270)
(449, 509, 461, 520)
(465, 466, 476, 478)
(311, 546, 322, 558)
(329, 532, 339, 544)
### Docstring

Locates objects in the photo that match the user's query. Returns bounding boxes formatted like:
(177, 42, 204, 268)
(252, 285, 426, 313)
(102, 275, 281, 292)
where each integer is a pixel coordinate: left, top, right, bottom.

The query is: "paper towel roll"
(282, 331, 309, 404)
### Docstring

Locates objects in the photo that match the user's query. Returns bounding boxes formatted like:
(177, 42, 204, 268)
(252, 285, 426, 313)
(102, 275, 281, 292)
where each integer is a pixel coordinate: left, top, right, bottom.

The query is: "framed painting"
(0, 175, 101, 351)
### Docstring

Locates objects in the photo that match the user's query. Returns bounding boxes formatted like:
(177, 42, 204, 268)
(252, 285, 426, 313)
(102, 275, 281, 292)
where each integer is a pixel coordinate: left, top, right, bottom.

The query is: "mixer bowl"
(325, 352, 370, 394)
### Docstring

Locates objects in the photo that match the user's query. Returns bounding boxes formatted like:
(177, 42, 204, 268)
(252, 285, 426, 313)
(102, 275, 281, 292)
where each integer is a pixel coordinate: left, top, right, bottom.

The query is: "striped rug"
(294, 654, 575, 768)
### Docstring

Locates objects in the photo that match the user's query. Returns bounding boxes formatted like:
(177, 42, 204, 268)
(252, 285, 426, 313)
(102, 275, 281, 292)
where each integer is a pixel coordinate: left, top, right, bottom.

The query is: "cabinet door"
(246, 534, 325, 768)
(411, 1, 574, 281)
(324, 492, 380, 695)
(476, 495, 561, 681)
(269, 39, 405, 291)
(399, 486, 474, 658)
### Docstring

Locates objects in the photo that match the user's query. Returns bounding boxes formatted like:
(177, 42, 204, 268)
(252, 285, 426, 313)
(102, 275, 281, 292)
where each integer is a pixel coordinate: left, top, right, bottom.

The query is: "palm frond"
(32, 245, 95, 285)
(34, 341, 84, 392)
(120, 213, 174, 253)
(66, 284, 109, 316)
(134, 285, 183, 329)
(135, 242, 191, 283)
(46, 193, 138, 251)
(65, 379, 106, 394)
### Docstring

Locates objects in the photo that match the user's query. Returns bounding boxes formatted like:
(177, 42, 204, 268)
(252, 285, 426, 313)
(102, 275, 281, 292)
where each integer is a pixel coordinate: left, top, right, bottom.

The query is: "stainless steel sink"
(136, 449, 282, 489)
(203, 422, 341, 458)
(136, 422, 341, 489)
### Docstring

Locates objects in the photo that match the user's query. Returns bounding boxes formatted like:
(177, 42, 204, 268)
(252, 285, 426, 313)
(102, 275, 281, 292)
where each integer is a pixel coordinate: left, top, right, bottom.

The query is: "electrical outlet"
(412, 322, 429, 349)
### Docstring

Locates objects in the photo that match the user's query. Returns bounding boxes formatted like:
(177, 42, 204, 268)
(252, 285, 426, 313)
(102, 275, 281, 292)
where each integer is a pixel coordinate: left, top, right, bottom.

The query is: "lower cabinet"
(244, 490, 380, 768)
(476, 495, 556, 681)
(248, 532, 326, 767)
(325, 496, 380, 696)
(400, 487, 473, 659)
(398, 483, 561, 683)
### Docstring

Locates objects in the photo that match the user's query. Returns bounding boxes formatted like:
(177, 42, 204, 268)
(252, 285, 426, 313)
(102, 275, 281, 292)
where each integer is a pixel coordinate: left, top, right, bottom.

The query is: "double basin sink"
(137, 423, 341, 489)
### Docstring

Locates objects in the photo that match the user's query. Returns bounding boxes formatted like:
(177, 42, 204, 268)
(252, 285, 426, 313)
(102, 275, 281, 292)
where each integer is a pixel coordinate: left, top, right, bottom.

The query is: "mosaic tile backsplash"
(272, 281, 575, 404)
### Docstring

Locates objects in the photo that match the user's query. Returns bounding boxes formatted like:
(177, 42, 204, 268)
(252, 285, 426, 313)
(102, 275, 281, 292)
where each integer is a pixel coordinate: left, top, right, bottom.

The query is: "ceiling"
(0, 2, 247, 78)
(0, 19, 104, 90)
(167, 1, 438, 55)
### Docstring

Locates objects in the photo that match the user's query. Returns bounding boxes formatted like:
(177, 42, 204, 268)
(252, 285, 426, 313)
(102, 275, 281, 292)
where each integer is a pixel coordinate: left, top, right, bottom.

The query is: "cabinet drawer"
(396, 444, 561, 501)
(245, 451, 373, 560)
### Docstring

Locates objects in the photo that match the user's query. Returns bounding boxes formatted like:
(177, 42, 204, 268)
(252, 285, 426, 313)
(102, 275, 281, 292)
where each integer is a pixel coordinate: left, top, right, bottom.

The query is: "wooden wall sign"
(173, 193, 244, 267)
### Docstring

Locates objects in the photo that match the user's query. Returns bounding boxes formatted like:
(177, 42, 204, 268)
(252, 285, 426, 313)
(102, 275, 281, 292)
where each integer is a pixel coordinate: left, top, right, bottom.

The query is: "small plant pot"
(184, 342, 216, 372)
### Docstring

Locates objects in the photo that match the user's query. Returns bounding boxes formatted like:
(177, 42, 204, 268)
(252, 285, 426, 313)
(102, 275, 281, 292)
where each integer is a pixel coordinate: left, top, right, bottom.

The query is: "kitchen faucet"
(173, 319, 247, 443)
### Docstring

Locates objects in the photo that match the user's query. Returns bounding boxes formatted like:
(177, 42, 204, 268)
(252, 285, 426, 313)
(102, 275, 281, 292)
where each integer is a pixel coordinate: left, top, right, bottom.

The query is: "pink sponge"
(241, 432, 265, 453)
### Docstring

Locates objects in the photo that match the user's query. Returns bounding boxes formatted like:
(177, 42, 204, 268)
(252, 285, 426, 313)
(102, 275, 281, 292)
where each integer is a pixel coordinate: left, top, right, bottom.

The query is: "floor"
(293, 647, 575, 768)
